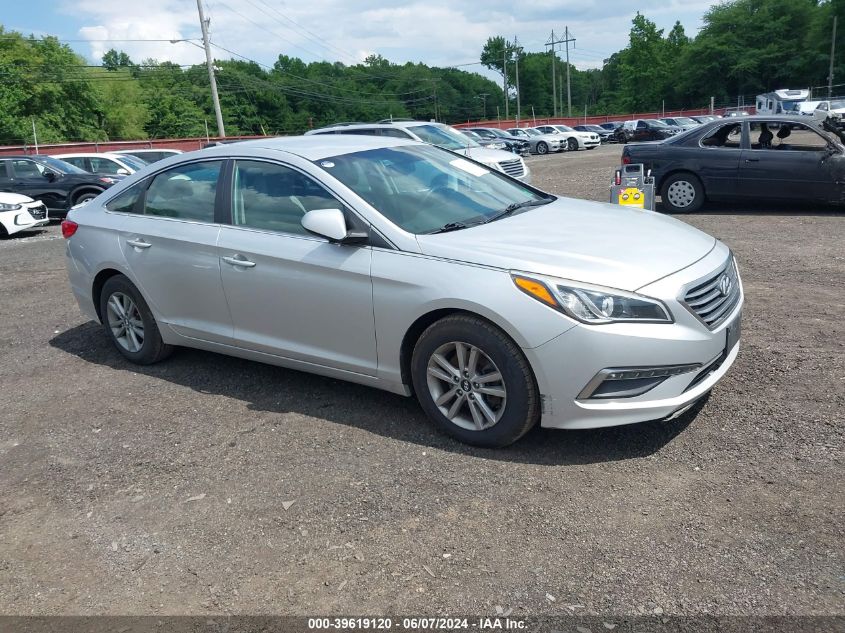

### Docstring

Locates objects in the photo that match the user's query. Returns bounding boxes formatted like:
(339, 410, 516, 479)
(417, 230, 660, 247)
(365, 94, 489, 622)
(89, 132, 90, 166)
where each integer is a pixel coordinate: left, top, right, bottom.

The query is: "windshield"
(554, 125, 574, 132)
(831, 100, 845, 110)
(781, 101, 801, 112)
(646, 119, 670, 128)
(408, 124, 479, 150)
(118, 154, 149, 170)
(489, 129, 510, 138)
(674, 117, 697, 125)
(318, 144, 551, 234)
(524, 129, 542, 137)
(37, 156, 87, 174)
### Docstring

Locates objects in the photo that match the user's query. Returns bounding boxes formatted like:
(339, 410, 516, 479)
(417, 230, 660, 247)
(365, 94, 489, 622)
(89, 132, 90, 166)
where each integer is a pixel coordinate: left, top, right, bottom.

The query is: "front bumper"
(525, 246, 743, 430)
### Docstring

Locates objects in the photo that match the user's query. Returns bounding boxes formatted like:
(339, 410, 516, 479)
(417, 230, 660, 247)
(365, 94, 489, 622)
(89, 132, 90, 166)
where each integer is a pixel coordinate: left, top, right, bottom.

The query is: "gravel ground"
(0, 144, 842, 617)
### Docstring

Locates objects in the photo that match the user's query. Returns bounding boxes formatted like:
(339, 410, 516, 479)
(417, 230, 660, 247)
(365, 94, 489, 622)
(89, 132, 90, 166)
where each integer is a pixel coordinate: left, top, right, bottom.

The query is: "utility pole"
(477, 93, 489, 119)
(829, 15, 838, 98)
(502, 47, 509, 120)
(196, 0, 225, 138)
(31, 118, 38, 154)
(514, 36, 522, 125)
(547, 30, 558, 118)
(564, 26, 575, 117)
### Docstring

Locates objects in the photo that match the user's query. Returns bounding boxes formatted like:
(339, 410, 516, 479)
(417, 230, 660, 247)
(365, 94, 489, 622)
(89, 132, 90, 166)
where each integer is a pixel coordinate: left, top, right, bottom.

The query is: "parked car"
(53, 152, 149, 176)
(465, 128, 530, 156)
(622, 115, 844, 213)
(599, 121, 624, 132)
(690, 115, 721, 124)
(62, 135, 742, 447)
(461, 129, 508, 151)
(534, 124, 601, 150)
(505, 127, 563, 155)
(616, 119, 680, 143)
(573, 124, 615, 143)
(659, 117, 701, 131)
(813, 99, 845, 122)
(797, 101, 822, 116)
(0, 155, 122, 218)
(307, 121, 530, 182)
(114, 149, 184, 163)
(0, 192, 49, 236)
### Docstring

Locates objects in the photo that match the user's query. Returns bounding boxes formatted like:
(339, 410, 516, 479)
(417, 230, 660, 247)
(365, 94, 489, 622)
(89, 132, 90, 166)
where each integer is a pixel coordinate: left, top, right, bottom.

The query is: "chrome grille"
(683, 258, 741, 329)
(498, 158, 525, 178)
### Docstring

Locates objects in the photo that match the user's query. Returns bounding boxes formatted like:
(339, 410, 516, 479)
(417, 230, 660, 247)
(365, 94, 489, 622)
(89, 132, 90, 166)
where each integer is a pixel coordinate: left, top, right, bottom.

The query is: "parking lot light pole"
(829, 15, 838, 98)
(196, 0, 226, 139)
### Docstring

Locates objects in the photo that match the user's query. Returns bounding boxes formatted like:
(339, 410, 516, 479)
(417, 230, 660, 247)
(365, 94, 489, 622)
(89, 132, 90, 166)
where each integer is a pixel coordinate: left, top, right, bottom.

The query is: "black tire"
(567, 137, 579, 151)
(660, 172, 705, 213)
(72, 190, 103, 206)
(99, 275, 173, 365)
(411, 314, 540, 448)
(536, 141, 549, 155)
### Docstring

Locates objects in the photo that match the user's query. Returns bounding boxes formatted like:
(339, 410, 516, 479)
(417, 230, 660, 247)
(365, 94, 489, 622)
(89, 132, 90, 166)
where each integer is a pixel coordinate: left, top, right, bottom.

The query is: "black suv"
(0, 155, 123, 218)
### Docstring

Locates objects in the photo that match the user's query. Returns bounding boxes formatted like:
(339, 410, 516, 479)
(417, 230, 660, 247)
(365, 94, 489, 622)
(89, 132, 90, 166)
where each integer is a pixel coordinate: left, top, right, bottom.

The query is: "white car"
(53, 152, 149, 176)
(534, 124, 601, 151)
(813, 99, 845, 121)
(306, 121, 531, 183)
(0, 192, 49, 237)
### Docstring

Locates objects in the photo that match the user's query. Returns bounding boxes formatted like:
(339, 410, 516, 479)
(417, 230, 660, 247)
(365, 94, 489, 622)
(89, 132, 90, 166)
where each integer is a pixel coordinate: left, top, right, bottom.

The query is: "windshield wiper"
(486, 198, 553, 223)
(427, 221, 472, 234)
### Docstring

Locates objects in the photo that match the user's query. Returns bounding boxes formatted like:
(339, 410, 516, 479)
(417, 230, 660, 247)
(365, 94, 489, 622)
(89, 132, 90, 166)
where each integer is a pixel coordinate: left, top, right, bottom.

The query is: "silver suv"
(306, 121, 530, 183)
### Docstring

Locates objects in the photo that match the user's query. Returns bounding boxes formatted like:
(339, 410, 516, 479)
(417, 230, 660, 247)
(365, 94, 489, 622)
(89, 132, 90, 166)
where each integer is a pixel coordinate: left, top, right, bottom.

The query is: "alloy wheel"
(106, 291, 145, 353)
(426, 341, 507, 432)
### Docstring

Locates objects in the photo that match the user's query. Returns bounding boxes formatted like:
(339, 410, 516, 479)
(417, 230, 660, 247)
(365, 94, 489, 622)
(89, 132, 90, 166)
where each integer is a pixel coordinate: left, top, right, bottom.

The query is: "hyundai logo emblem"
(718, 274, 732, 297)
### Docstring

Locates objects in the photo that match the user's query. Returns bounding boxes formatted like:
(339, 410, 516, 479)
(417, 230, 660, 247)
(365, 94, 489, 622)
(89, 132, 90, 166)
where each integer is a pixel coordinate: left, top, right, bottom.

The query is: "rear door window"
(701, 123, 743, 149)
(143, 161, 223, 222)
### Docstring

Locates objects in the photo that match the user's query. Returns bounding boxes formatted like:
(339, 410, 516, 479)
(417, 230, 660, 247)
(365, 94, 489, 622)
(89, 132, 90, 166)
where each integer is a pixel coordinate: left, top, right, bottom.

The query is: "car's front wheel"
(536, 141, 549, 155)
(72, 190, 103, 206)
(411, 315, 539, 447)
(567, 138, 579, 151)
(660, 172, 705, 213)
(100, 275, 173, 364)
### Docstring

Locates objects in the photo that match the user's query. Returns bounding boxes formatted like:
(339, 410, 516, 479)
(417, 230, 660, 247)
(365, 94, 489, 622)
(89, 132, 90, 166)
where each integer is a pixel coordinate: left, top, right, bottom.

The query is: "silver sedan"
(62, 135, 742, 447)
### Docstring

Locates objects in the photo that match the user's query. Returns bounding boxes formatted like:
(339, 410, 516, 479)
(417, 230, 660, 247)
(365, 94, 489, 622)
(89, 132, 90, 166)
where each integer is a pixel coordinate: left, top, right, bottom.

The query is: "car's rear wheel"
(411, 315, 539, 447)
(100, 275, 172, 365)
(661, 172, 705, 213)
(567, 137, 579, 151)
(536, 141, 549, 155)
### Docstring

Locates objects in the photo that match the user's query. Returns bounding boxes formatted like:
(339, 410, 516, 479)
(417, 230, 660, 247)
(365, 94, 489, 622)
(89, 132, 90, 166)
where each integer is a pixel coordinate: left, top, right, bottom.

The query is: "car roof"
(114, 148, 181, 153)
(309, 120, 444, 134)
(199, 133, 419, 161)
(53, 152, 127, 158)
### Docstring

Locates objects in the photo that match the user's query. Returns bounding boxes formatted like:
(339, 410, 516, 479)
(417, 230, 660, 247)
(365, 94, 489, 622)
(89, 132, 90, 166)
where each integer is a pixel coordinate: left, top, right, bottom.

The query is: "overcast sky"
(6, 0, 719, 77)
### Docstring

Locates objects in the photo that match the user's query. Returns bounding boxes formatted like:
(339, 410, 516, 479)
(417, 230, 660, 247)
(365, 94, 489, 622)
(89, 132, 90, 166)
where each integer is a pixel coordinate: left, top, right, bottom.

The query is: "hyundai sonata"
(62, 136, 742, 447)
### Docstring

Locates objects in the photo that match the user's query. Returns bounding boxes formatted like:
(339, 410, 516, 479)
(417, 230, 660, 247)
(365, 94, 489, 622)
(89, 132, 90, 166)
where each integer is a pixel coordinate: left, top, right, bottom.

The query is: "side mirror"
(43, 169, 57, 182)
(301, 208, 367, 244)
(116, 168, 130, 176)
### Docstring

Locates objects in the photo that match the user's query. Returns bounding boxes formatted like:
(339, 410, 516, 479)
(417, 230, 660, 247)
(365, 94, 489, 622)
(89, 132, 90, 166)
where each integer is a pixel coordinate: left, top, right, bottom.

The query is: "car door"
(117, 159, 234, 343)
(694, 122, 743, 198)
(216, 158, 377, 375)
(7, 158, 68, 210)
(740, 121, 837, 201)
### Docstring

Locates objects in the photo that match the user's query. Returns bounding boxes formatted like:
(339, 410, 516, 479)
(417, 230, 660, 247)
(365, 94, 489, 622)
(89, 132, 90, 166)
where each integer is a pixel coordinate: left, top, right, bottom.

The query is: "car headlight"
(0, 202, 23, 211)
(512, 273, 672, 324)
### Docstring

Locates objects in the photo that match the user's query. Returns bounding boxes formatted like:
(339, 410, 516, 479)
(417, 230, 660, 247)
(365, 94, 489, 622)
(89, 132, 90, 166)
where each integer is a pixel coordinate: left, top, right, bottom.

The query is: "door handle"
(744, 158, 760, 163)
(222, 255, 256, 268)
(126, 238, 151, 249)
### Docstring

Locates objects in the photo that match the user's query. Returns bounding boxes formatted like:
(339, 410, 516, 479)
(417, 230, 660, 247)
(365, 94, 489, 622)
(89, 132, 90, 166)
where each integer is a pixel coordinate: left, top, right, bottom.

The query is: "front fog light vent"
(578, 363, 700, 400)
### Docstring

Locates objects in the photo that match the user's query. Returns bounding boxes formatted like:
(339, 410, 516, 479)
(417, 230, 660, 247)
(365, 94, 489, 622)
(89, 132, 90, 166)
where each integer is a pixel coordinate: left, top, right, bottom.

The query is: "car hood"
(415, 197, 716, 291)
(461, 147, 523, 164)
(0, 192, 36, 205)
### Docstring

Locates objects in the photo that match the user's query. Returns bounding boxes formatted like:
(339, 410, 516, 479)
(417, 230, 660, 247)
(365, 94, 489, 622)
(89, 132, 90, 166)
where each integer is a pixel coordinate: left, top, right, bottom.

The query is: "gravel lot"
(0, 144, 842, 617)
